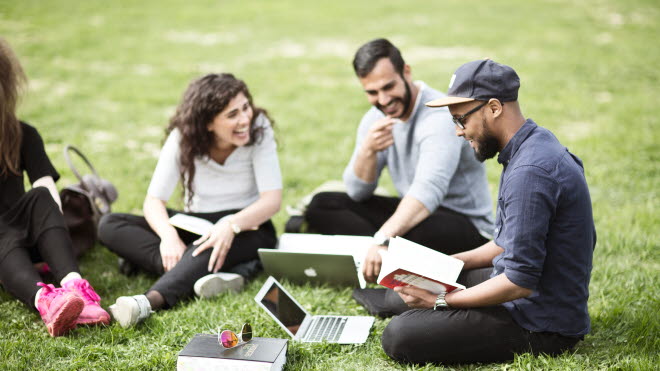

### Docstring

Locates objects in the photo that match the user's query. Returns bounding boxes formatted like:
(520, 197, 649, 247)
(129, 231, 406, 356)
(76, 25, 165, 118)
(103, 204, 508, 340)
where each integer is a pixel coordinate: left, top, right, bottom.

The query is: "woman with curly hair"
(99, 73, 282, 327)
(0, 38, 109, 336)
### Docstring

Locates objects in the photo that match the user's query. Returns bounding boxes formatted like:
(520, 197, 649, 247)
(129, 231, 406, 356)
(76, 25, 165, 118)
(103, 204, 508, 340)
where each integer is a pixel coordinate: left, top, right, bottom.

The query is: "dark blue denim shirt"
(491, 119, 596, 337)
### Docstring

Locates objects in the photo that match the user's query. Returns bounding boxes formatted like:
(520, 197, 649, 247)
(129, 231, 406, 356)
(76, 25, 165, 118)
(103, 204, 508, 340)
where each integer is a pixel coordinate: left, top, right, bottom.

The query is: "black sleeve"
(20, 122, 60, 184)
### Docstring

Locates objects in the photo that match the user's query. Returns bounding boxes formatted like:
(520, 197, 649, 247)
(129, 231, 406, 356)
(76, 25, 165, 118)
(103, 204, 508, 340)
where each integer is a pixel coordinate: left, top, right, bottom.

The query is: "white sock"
(60, 272, 82, 286)
(34, 288, 43, 309)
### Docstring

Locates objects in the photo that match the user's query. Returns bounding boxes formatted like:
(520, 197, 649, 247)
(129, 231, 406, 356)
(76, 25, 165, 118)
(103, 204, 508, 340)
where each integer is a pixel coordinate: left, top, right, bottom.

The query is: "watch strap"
(433, 292, 448, 310)
(373, 231, 390, 247)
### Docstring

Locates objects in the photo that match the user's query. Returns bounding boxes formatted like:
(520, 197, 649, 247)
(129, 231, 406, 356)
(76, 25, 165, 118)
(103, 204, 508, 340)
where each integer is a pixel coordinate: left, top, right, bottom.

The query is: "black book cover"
(179, 334, 287, 363)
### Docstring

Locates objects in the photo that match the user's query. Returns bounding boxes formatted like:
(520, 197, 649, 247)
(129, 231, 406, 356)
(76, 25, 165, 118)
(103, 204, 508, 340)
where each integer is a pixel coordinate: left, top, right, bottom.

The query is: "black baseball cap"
(425, 59, 520, 107)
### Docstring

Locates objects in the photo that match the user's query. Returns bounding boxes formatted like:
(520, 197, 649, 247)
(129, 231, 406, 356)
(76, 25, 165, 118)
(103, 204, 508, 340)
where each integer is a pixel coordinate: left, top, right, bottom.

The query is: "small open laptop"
(258, 249, 366, 288)
(255, 276, 374, 344)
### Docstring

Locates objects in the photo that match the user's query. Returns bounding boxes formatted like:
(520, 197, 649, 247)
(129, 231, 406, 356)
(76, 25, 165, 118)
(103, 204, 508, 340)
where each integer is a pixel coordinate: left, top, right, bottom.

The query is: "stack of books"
(178, 334, 288, 371)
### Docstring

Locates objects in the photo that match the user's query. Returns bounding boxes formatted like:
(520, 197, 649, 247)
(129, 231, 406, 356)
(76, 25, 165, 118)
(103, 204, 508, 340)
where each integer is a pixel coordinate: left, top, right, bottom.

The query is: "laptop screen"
(259, 281, 306, 335)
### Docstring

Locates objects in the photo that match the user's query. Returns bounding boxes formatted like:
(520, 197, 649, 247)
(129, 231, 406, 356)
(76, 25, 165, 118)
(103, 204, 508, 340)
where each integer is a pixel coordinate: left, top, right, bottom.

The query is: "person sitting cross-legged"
(380, 59, 596, 364)
(98, 73, 282, 327)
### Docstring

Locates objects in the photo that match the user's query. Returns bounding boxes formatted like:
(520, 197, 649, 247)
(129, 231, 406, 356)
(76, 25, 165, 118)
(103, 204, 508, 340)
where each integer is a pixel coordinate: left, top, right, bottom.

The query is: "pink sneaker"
(62, 278, 110, 326)
(36, 283, 84, 337)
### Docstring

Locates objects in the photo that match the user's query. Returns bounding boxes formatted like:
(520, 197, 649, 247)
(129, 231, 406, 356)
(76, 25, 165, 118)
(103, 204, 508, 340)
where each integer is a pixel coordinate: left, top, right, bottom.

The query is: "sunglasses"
(218, 322, 253, 349)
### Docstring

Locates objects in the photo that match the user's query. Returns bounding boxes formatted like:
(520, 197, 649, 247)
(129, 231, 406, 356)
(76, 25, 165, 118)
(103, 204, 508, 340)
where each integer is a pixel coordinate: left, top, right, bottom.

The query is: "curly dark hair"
(166, 73, 273, 207)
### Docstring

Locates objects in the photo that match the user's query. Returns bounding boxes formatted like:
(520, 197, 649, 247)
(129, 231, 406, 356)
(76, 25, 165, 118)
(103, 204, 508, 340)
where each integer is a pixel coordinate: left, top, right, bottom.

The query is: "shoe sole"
(109, 297, 139, 328)
(48, 294, 84, 337)
(196, 275, 244, 299)
(77, 312, 111, 326)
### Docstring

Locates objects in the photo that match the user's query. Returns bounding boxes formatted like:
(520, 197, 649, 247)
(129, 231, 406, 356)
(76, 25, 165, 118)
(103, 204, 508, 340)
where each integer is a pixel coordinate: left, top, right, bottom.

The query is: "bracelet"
(219, 214, 241, 234)
(373, 231, 390, 247)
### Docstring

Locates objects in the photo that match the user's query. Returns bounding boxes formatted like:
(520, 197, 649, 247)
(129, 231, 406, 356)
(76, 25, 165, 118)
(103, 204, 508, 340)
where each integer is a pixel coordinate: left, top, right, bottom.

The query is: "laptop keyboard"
(303, 316, 348, 342)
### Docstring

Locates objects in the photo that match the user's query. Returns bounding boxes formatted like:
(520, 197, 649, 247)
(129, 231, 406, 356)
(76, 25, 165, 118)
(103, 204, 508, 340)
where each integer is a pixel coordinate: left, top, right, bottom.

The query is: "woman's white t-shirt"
(147, 114, 282, 213)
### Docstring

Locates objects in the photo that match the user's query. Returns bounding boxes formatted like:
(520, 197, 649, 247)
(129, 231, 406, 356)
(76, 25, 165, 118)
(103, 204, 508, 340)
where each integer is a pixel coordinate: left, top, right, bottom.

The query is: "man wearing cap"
(304, 38, 494, 284)
(380, 59, 596, 364)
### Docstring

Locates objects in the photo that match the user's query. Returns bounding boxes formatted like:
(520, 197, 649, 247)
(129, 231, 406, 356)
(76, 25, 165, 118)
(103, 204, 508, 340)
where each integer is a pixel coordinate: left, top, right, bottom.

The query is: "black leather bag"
(59, 145, 118, 258)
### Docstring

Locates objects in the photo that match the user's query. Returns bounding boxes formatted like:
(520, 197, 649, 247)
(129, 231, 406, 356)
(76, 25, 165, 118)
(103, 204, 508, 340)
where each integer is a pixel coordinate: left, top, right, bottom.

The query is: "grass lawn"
(1, 0, 658, 369)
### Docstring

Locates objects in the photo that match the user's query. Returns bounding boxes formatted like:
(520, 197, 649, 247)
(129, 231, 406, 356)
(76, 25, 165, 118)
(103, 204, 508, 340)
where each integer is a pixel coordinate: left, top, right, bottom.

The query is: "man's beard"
(473, 118, 500, 162)
(376, 76, 412, 119)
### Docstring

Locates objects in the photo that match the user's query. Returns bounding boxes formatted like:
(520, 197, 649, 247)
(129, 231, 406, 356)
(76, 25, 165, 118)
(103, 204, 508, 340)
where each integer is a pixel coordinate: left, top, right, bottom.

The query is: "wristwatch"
(433, 292, 449, 310)
(229, 221, 241, 234)
(372, 231, 390, 247)
(220, 214, 241, 234)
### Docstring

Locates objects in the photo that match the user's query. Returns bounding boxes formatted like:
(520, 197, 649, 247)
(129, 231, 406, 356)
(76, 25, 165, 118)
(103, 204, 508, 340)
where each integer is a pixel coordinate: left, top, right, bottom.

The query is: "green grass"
(1, 0, 659, 369)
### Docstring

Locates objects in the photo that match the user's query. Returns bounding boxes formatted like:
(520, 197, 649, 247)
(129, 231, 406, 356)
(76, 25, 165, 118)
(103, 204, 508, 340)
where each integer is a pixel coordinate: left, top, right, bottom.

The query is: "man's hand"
(192, 219, 235, 273)
(394, 285, 438, 309)
(362, 244, 388, 283)
(159, 232, 187, 272)
(361, 117, 395, 155)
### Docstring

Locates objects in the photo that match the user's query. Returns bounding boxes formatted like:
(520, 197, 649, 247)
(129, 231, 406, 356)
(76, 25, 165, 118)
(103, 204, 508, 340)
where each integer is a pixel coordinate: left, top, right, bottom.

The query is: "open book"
(169, 214, 213, 236)
(377, 237, 466, 294)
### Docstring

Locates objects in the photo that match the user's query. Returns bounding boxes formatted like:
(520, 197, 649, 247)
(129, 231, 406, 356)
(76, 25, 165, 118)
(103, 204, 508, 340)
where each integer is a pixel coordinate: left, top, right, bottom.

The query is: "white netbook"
(255, 276, 375, 344)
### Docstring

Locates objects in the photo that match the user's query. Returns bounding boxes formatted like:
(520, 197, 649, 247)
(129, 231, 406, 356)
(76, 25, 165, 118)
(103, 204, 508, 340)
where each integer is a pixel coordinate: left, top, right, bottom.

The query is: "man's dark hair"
(353, 38, 405, 78)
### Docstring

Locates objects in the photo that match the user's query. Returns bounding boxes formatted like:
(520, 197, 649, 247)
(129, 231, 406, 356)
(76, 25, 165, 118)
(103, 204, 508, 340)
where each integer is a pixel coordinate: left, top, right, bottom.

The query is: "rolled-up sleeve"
(406, 114, 461, 211)
(495, 165, 559, 290)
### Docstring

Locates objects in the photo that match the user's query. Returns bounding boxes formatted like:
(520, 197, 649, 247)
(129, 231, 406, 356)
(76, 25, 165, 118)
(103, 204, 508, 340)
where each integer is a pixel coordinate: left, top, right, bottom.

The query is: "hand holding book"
(377, 237, 465, 295)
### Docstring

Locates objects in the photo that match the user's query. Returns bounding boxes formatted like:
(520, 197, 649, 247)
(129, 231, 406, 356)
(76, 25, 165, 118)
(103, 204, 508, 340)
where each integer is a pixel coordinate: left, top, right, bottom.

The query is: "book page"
(388, 237, 464, 284)
(169, 214, 214, 236)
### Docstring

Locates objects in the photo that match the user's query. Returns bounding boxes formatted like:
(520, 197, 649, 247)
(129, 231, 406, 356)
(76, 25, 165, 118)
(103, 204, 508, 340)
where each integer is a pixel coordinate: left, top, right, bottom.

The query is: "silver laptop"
(254, 276, 374, 344)
(258, 249, 365, 288)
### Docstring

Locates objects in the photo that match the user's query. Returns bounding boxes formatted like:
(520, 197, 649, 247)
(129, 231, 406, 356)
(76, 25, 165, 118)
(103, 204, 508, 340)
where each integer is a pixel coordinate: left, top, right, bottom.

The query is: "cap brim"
(425, 96, 475, 108)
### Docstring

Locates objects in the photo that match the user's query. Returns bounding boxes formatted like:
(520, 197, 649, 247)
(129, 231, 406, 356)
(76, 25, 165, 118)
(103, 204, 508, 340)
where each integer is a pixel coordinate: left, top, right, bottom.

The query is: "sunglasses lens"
(220, 330, 239, 348)
(241, 323, 253, 342)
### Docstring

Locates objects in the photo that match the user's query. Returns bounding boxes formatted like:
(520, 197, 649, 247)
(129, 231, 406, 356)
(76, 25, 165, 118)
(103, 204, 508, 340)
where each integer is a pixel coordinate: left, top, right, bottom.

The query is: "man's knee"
(306, 192, 352, 212)
(381, 313, 422, 363)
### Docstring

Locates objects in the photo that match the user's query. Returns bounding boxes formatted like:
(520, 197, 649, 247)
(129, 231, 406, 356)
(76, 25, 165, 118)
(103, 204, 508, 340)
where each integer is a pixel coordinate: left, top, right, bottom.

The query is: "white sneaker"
(109, 295, 152, 328)
(194, 273, 244, 299)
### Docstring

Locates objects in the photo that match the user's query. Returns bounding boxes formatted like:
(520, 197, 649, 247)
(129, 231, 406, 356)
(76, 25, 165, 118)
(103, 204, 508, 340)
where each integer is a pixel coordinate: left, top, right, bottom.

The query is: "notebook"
(254, 276, 374, 344)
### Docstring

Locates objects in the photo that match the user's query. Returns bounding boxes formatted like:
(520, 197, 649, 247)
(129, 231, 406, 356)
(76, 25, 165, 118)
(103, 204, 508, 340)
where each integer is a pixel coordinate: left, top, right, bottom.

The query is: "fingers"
(192, 239, 213, 257)
(207, 243, 229, 272)
(213, 248, 228, 273)
(207, 245, 219, 272)
(373, 256, 381, 279)
(193, 232, 210, 246)
(365, 261, 375, 283)
(373, 117, 396, 130)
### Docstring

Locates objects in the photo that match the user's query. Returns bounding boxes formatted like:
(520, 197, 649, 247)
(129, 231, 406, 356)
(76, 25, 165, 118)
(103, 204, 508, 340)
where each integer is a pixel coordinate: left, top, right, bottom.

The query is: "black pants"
(98, 210, 276, 309)
(305, 192, 488, 255)
(381, 268, 581, 364)
(0, 188, 79, 308)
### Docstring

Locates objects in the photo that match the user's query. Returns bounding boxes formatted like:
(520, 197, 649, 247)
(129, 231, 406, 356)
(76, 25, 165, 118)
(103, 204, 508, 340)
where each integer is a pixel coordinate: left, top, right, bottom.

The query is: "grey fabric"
(343, 81, 494, 237)
(147, 114, 282, 213)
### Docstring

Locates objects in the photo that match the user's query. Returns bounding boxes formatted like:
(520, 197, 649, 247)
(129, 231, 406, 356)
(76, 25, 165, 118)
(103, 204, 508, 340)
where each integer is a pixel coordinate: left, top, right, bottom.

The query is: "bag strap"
(63, 145, 100, 183)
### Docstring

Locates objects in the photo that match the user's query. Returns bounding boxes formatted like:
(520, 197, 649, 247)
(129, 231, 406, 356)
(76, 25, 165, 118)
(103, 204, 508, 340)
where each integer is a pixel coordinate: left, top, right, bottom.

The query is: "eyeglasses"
(218, 322, 253, 349)
(452, 101, 488, 129)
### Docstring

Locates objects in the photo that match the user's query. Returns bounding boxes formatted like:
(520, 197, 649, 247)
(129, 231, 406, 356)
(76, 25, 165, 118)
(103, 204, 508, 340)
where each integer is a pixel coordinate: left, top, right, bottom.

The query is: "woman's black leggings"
(0, 188, 79, 308)
(98, 209, 276, 309)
